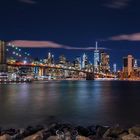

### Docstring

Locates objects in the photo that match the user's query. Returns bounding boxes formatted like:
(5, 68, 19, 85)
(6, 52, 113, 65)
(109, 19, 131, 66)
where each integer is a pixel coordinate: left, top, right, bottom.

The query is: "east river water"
(0, 80, 140, 128)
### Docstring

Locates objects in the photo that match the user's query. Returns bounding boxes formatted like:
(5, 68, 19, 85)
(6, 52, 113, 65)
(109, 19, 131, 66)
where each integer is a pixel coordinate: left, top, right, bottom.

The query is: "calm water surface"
(0, 80, 140, 128)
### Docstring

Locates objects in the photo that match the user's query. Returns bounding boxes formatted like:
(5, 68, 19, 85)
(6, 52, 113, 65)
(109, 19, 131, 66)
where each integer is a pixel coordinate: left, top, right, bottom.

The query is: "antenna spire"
(95, 41, 98, 50)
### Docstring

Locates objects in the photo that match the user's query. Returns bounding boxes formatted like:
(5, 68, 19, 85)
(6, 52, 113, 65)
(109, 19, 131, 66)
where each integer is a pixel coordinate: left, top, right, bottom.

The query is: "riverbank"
(1, 123, 140, 140)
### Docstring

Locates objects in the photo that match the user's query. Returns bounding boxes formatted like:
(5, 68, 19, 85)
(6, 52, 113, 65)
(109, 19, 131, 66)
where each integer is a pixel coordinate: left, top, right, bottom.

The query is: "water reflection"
(0, 81, 140, 127)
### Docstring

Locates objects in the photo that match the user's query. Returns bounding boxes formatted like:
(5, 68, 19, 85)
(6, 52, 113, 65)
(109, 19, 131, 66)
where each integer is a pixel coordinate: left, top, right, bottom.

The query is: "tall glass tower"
(94, 41, 99, 72)
(82, 53, 86, 68)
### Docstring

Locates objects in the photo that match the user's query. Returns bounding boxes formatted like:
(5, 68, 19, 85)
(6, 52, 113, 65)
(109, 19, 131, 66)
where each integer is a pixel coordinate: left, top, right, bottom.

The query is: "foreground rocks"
(0, 123, 140, 140)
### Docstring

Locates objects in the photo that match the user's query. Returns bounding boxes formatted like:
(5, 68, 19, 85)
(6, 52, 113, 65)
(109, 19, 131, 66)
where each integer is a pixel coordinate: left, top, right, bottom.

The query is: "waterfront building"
(100, 52, 110, 73)
(123, 55, 134, 77)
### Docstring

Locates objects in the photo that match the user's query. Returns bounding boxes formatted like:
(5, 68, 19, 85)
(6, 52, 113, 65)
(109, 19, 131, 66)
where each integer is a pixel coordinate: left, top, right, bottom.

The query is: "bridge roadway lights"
(86, 72, 94, 80)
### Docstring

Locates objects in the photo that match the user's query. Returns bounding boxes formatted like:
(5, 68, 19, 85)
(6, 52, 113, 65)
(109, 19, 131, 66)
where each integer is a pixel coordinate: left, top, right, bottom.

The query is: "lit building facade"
(94, 42, 99, 72)
(46, 52, 54, 65)
(100, 52, 110, 73)
(113, 63, 117, 73)
(123, 55, 134, 77)
(74, 57, 81, 69)
(134, 59, 138, 70)
(82, 53, 88, 68)
(59, 54, 66, 65)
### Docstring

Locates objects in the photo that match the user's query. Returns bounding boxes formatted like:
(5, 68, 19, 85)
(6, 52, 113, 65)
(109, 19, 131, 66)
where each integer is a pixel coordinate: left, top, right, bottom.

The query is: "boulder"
(103, 126, 124, 138)
(42, 131, 51, 140)
(87, 125, 96, 135)
(64, 131, 71, 139)
(0, 134, 11, 140)
(129, 126, 140, 136)
(96, 125, 109, 138)
(76, 126, 90, 137)
(122, 134, 140, 140)
(47, 136, 58, 140)
(24, 131, 43, 140)
(76, 135, 91, 140)
(118, 131, 129, 139)
(2, 128, 18, 136)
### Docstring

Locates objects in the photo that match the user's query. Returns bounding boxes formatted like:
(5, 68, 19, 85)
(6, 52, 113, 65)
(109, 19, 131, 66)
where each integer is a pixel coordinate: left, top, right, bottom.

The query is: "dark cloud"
(108, 33, 140, 41)
(7, 40, 108, 50)
(104, 0, 131, 9)
(18, 0, 37, 4)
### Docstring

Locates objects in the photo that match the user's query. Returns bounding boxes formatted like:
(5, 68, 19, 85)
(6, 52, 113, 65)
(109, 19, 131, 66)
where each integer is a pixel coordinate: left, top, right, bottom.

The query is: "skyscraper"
(113, 63, 117, 73)
(82, 53, 87, 68)
(94, 41, 99, 72)
(74, 57, 81, 69)
(134, 59, 138, 69)
(100, 52, 110, 73)
(123, 55, 134, 77)
(59, 54, 66, 65)
(47, 52, 54, 65)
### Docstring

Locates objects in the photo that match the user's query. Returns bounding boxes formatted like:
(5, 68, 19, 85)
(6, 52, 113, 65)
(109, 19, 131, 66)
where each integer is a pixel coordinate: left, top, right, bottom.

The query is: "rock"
(47, 134, 89, 140)
(24, 135, 43, 140)
(87, 125, 96, 135)
(129, 126, 140, 136)
(48, 123, 57, 129)
(96, 125, 109, 138)
(19, 128, 25, 134)
(76, 135, 91, 140)
(35, 125, 44, 131)
(0, 134, 11, 140)
(103, 126, 124, 139)
(88, 135, 97, 140)
(61, 124, 72, 132)
(76, 126, 90, 137)
(122, 134, 140, 140)
(118, 131, 129, 139)
(3, 128, 18, 136)
(21, 125, 44, 138)
(49, 128, 57, 135)
(42, 130, 52, 140)
(47, 136, 58, 140)
(64, 131, 71, 139)
(24, 131, 43, 140)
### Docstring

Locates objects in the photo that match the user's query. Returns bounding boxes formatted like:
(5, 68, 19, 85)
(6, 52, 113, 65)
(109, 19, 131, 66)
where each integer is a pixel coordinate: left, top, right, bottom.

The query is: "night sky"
(1, 0, 140, 70)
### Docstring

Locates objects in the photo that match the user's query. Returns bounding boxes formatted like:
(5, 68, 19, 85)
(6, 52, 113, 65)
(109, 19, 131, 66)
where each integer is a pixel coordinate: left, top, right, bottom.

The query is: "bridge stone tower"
(86, 72, 94, 80)
(0, 40, 7, 72)
(86, 66, 94, 80)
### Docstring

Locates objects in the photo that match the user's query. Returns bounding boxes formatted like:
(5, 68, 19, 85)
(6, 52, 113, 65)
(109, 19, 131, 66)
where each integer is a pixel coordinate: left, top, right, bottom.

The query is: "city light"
(23, 60, 27, 64)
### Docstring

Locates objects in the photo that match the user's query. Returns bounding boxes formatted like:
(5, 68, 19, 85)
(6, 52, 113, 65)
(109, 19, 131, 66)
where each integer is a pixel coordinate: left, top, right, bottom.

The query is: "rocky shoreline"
(0, 123, 140, 140)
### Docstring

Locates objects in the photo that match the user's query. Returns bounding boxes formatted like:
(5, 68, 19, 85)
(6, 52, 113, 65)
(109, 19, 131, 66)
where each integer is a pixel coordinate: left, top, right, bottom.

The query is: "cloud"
(108, 33, 140, 41)
(18, 0, 37, 4)
(7, 40, 107, 50)
(104, 0, 131, 9)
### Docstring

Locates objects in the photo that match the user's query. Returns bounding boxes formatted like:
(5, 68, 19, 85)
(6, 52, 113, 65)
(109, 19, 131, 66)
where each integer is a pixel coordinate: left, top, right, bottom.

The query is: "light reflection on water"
(0, 80, 140, 128)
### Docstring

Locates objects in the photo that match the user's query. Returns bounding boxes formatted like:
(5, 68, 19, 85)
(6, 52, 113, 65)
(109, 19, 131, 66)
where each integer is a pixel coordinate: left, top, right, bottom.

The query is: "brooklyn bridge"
(0, 40, 116, 81)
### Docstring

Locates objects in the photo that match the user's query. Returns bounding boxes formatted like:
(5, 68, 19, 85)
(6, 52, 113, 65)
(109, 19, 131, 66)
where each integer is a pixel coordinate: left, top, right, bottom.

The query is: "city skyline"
(1, 0, 140, 69)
